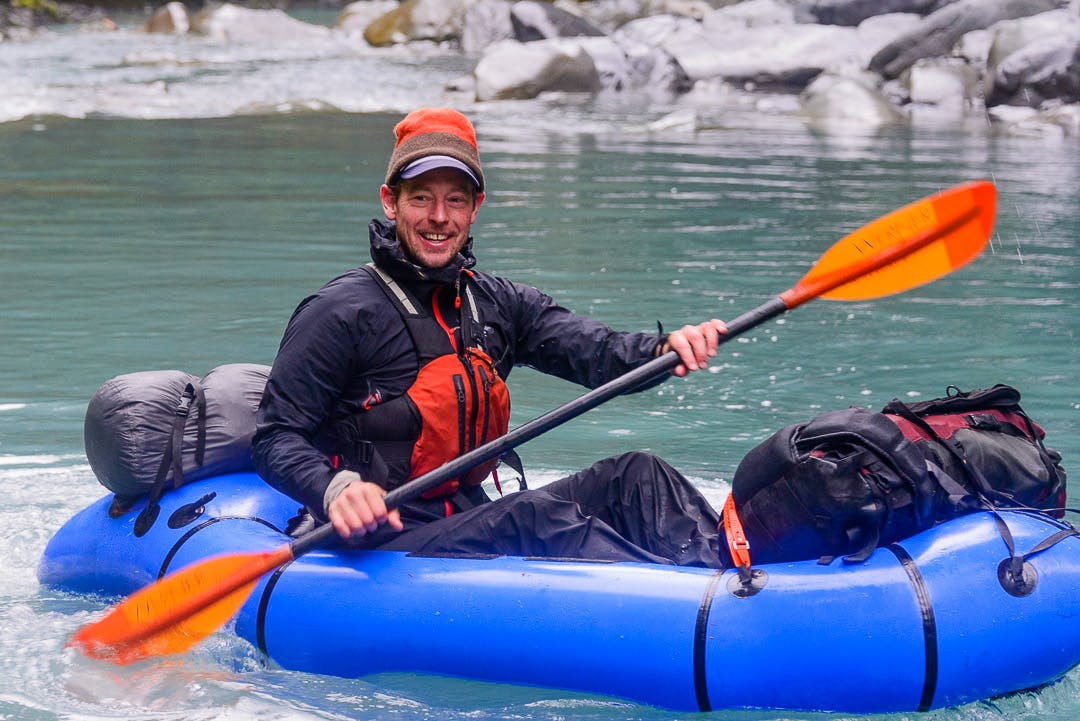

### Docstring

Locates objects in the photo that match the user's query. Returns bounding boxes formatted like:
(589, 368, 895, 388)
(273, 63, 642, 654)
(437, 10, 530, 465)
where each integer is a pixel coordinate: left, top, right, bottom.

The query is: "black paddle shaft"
(290, 296, 789, 556)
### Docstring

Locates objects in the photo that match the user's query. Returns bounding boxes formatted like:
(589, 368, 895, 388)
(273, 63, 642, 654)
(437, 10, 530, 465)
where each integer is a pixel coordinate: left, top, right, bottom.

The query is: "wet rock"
(644, 14, 852, 86)
(363, 0, 468, 47)
(954, 27, 992, 68)
(613, 13, 697, 52)
(868, 0, 1069, 79)
(989, 101, 1080, 136)
(191, 4, 330, 43)
(989, 30, 1080, 108)
(984, 9, 1080, 104)
(797, 0, 951, 27)
(801, 69, 906, 127)
(581, 33, 692, 94)
(647, 108, 702, 132)
(904, 58, 979, 124)
(510, 1, 605, 41)
(143, 2, 189, 35)
(576, 0, 656, 32)
(461, 0, 514, 54)
(474, 38, 601, 99)
(613, 3, 916, 88)
(112, 0, 1080, 129)
(906, 58, 976, 105)
(334, 0, 401, 37)
(657, 0, 715, 22)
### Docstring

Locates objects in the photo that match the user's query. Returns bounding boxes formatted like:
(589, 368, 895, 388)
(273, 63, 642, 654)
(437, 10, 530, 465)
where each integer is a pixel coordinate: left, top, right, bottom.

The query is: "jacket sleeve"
(252, 285, 365, 514)
(497, 279, 667, 390)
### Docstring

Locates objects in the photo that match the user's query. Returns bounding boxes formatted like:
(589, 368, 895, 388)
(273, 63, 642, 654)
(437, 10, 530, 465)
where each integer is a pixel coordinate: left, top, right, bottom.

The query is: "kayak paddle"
(68, 179, 996, 664)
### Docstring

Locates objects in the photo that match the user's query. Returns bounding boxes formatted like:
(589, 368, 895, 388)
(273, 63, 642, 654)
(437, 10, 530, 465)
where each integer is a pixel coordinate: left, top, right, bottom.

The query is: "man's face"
(380, 167, 484, 269)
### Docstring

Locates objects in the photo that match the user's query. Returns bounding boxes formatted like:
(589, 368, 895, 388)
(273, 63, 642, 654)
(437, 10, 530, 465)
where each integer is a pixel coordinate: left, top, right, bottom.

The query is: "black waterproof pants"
(374, 451, 731, 568)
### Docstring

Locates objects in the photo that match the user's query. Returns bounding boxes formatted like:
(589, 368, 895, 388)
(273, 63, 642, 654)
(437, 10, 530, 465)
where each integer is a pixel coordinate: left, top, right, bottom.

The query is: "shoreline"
(4, 0, 1079, 138)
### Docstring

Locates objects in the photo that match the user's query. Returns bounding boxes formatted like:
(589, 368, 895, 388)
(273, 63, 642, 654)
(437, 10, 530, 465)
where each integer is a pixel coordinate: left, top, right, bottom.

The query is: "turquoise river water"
(2, 15, 1080, 721)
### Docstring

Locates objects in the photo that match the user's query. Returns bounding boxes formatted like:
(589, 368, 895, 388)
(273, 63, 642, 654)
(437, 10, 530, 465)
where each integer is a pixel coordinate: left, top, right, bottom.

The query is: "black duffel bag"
(728, 384, 1067, 565)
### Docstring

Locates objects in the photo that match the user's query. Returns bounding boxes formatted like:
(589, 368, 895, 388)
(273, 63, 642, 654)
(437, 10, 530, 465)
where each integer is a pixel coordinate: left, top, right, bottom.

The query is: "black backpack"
(729, 385, 1067, 565)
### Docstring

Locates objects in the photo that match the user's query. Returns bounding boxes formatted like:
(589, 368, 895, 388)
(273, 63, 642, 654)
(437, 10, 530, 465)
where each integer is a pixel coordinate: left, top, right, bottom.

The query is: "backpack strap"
(498, 449, 527, 492)
(364, 264, 455, 360)
(884, 400, 1004, 507)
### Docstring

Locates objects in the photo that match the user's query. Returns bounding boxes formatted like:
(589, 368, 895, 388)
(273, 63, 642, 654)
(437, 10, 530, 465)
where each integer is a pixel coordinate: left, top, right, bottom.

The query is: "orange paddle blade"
(783, 180, 996, 306)
(69, 544, 293, 664)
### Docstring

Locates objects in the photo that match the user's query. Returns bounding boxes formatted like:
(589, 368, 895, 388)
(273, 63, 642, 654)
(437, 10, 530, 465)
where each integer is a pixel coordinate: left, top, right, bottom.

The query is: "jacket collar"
(368, 218, 476, 285)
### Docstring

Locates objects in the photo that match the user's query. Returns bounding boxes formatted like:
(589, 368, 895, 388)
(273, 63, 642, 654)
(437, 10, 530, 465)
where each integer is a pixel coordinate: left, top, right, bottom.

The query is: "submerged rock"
(988, 100, 1080, 136)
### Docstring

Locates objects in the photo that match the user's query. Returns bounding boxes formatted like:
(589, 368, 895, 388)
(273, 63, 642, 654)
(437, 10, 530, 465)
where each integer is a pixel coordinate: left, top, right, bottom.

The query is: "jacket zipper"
(458, 354, 480, 451)
(478, 363, 492, 445)
(453, 374, 467, 458)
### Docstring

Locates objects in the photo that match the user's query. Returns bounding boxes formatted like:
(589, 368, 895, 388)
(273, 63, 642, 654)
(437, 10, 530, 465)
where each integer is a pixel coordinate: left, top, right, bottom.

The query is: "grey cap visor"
(399, 155, 480, 189)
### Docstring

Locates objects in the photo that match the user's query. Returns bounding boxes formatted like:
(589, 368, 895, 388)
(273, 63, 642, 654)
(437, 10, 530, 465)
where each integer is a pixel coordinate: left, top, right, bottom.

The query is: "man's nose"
(429, 199, 449, 222)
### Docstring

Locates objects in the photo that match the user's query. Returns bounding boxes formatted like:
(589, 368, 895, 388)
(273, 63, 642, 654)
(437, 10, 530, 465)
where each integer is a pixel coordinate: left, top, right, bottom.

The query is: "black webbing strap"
(499, 448, 527, 491)
(991, 509, 1078, 597)
(134, 381, 206, 537)
(992, 512, 1079, 573)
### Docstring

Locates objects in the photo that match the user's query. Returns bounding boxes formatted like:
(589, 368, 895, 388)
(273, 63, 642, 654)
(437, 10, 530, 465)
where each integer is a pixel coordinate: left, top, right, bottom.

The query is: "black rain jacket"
(253, 218, 666, 514)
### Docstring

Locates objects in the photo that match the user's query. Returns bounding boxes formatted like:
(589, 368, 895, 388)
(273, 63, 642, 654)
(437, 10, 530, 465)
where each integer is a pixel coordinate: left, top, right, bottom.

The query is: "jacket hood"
(369, 218, 476, 284)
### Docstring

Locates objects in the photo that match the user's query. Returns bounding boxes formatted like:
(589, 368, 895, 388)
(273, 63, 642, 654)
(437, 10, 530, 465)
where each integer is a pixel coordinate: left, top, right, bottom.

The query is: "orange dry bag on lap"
(325, 265, 511, 499)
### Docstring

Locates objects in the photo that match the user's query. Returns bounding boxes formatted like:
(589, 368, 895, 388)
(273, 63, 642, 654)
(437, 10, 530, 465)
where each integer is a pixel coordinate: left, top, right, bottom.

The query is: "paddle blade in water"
(68, 547, 291, 664)
(789, 180, 995, 304)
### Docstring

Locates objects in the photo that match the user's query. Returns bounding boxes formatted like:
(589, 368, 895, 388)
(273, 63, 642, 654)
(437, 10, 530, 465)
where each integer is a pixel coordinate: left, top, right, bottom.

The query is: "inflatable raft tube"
(38, 471, 1080, 713)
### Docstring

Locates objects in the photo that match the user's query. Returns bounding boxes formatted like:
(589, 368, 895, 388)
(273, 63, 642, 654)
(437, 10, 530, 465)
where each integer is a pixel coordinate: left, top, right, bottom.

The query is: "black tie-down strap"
(992, 511, 1080, 597)
(134, 381, 207, 537)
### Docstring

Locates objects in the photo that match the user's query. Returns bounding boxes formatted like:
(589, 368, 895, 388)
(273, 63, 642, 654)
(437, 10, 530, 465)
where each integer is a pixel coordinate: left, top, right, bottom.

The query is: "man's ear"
(471, 192, 485, 223)
(380, 184, 397, 220)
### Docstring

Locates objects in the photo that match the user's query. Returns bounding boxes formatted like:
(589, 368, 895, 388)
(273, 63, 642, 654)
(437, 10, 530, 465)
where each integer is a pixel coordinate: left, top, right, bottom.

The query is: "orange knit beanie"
(384, 107, 484, 192)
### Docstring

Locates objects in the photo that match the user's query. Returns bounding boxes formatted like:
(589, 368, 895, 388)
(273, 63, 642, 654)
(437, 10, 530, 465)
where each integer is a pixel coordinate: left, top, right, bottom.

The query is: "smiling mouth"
(422, 233, 449, 242)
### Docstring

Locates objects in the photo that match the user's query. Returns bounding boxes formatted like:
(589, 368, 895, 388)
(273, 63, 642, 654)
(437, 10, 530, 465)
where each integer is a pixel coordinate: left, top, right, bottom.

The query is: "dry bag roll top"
(84, 363, 270, 522)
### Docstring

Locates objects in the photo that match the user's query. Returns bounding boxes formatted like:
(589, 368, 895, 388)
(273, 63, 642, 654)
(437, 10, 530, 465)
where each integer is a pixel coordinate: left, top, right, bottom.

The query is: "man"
(253, 107, 732, 568)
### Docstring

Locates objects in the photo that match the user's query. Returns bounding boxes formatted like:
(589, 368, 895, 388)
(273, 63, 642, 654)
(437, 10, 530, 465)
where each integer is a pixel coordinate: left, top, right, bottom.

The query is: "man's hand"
(661, 318, 728, 377)
(324, 471, 404, 539)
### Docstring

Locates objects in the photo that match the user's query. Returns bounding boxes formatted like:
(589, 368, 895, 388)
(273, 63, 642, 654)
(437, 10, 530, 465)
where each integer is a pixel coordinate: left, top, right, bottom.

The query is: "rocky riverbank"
(7, 0, 1080, 136)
